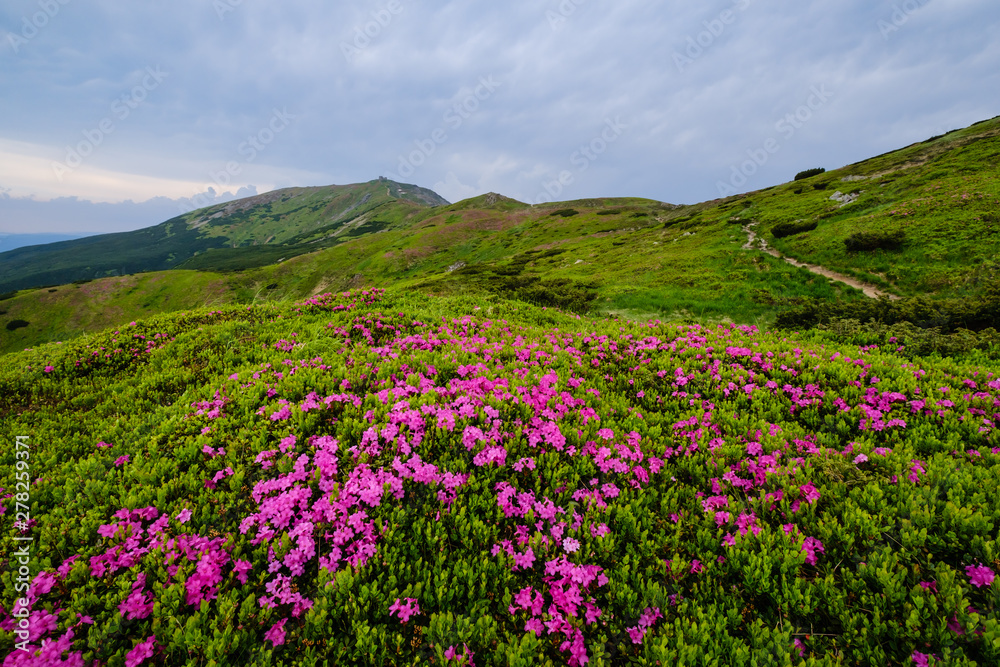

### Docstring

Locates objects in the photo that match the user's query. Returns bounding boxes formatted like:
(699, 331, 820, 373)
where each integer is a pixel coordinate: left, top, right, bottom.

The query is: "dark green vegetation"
(2, 116, 999, 360)
(794, 168, 827, 181)
(771, 221, 819, 239)
(844, 229, 907, 252)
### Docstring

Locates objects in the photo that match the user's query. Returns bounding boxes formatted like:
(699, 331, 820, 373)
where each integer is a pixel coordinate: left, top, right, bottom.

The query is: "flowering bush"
(1, 290, 998, 665)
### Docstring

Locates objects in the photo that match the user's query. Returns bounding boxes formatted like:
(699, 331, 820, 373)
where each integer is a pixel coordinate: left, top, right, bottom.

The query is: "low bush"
(5, 319, 29, 331)
(794, 168, 826, 180)
(771, 220, 818, 238)
(844, 229, 906, 252)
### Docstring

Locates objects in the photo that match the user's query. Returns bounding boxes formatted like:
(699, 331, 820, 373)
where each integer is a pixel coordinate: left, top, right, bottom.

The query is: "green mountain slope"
(0, 179, 448, 293)
(2, 115, 999, 356)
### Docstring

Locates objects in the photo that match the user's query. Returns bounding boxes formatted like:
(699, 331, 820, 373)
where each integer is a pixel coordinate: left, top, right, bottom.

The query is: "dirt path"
(742, 223, 900, 301)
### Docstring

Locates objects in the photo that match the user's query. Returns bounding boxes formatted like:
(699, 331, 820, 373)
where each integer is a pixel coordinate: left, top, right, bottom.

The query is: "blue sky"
(1, 0, 998, 234)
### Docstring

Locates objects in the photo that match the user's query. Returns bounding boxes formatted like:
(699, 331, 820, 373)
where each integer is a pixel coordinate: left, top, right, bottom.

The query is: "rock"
(830, 191, 861, 206)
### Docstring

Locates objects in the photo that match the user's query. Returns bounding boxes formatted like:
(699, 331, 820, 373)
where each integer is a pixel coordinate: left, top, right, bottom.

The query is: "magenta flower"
(114, 455, 130, 468)
(176, 508, 193, 524)
(965, 564, 996, 588)
(233, 560, 253, 584)
(44, 366, 54, 373)
(563, 537, 580, 553)
(125, 635, 157, 667)
(911, 651, 930, 666)
(799, 482, 821, 504)
(627, 626, 645, 644)
(31, 570, 58, 595)
(97, 441, 113, 448)
(690, 560, 703, 574)
(801, 537, 825, 565)
(389, 597, 420, 623)
(264, 618, 288, 647)
(443, 644, 476, 665)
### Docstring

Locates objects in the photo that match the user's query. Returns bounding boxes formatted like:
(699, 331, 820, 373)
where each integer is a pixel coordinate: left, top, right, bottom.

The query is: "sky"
(1, 0, 998, 235)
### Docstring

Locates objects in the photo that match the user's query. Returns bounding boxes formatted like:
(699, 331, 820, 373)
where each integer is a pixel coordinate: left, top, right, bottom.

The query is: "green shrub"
(844, 229, 906, 252)
(776, 291, 1000, 338)
(550, 208, 579, 218)
(771, 220, 818, 238)
(794, 168, 826, 180)
(5, 319, 29, 331)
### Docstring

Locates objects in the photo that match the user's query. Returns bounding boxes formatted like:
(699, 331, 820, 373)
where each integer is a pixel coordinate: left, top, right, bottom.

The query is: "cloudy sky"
(1, 0, 997, 235)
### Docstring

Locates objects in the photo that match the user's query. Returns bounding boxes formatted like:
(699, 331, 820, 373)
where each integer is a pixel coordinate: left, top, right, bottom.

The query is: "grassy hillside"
(0, 271, 232, 354)
(2, 115, 999, 357)
(1, 290, 997, 665)
(0, 180, 447, 293)
(748, 118, 1000, 298)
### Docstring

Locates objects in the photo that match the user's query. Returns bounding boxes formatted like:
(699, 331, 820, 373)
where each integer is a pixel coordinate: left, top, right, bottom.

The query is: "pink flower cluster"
(389, 598, 420, 623)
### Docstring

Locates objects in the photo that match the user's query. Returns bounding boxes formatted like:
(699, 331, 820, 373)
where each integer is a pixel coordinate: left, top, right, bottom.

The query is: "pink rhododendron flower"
(389, 597, 420, 623)
(114, 455, 130, 467)
(265, 618, 288, 646)
(31, 571, 57, 595)
(176, 508, 193, 524)
(801, 537, 825, 565)
(627, 626, 645, 644)
(563, 537, 580, 553)
(965, 564, 995, 588)
(799, 482, 820, 504)
(97, 441, 113, 448)
(233, 560, 253, 584)
(125, 635, 157, 667)
(443, 644, 476, 665)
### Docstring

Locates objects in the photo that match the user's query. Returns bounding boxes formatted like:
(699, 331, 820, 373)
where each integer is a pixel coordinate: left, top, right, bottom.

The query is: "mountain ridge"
(1, 114, 999, 355)
(0, 179, 449, 293)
